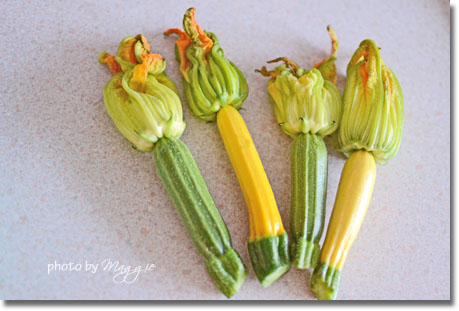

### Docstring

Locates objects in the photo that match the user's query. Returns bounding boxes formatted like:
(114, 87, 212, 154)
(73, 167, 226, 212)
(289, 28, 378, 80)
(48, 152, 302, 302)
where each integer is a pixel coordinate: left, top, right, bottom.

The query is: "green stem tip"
(290, 239, 320, 269)
(248, 232, 291, 287)
(310, 262, 341, 300)
(205, 248, 248, 298)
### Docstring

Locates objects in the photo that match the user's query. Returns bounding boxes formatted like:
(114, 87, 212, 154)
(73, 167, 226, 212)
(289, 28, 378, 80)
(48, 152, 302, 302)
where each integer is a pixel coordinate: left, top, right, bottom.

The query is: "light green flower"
(339, 39, 404, 164)
(100, 36, 186, 152)
(257, 28, 341, 138)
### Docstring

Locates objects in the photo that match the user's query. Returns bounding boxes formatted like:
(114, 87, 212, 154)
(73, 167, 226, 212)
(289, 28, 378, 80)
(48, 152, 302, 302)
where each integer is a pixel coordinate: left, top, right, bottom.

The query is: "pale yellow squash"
(320, 150, 376, 270)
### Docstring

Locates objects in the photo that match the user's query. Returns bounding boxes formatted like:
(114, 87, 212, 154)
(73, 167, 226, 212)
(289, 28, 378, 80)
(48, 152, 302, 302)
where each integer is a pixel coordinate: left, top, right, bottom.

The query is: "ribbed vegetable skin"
(311, 150, 376, 300)
(290, 133, 327, 269)
(247, 233, 290, 288)
(153, 137, 248, 298)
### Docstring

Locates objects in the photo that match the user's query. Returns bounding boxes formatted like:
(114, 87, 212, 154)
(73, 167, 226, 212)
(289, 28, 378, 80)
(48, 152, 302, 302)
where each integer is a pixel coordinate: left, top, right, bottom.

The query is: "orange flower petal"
(99, 52, 122, 74)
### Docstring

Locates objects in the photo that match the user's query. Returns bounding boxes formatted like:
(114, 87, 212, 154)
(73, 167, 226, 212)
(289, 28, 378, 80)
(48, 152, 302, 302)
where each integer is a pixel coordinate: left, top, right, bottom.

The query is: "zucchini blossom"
(164, 8, 248, 121)
(339, 40, 403, 164)
(257, 27, 341, 138)
(99, 35, 186, 152)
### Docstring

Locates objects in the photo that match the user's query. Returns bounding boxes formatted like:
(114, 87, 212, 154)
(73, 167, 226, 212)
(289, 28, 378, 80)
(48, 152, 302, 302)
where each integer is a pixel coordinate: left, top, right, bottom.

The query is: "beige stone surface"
(0, 0, 450, 300)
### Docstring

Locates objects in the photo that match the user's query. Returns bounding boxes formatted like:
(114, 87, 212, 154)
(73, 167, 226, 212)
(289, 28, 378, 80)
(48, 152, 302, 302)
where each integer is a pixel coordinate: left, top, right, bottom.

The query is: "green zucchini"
(153, 137, 248, 298)
(290, 133, 328, 269)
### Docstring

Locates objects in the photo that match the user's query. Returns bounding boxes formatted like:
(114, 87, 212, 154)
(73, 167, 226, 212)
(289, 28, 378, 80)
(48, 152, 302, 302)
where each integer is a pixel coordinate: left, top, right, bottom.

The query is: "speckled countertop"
(0, 0, 450, 300)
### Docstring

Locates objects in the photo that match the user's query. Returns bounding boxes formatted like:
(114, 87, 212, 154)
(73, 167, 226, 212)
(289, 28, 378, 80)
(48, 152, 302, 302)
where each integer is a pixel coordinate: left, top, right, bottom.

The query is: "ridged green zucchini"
(100, 34, 248, 298)
(290, 133, 327, 269)
(257, 40, 341, 271)
(153, 137, 248, 298)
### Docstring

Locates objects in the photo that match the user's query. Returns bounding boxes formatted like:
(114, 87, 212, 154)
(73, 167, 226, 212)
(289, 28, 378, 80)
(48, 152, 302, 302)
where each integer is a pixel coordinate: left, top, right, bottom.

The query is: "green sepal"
(248, 232, 291, 287)
(310, 262, 341, 300)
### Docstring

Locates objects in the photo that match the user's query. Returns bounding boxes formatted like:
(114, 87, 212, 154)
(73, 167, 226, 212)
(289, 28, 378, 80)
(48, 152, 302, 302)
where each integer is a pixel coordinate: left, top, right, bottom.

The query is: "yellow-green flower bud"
(339, 39, 403, 165)
(165, 8, 248, 121)
(261, 62, 341, 138)
(100, 38, 186, 152)
(257, 27, 341, 139)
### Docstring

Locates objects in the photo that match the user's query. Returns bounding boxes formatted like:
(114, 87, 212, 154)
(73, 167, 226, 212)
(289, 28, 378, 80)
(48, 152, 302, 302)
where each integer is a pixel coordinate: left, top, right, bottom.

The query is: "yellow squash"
(166, 8, 290, 287)
(217, 105, 284, 240)
(311, 151, 376, 299)
(311, 39, 403, 300)
(320, 151, 376, 271)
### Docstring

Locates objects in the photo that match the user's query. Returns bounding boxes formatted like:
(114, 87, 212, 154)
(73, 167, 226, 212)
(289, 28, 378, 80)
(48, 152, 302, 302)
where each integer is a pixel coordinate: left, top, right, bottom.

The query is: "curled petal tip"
(183, 7, 213, 51)
(112, 34, 153, 72)
(256, 66, 281, 78)
(267, 57, 299, 74)
(255, 66, 269, 76)
(166, 8, 214, 81)
(163, 28, 192, 79)
(164, 28, 185, 37)
(312, 26, 339, 84)
(99, 51, 122, 74)
(183, 7, 198, 40)
(327, 27, 338, 56)
(138, 34, 151, 51)
(99, 51, 109, 64)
